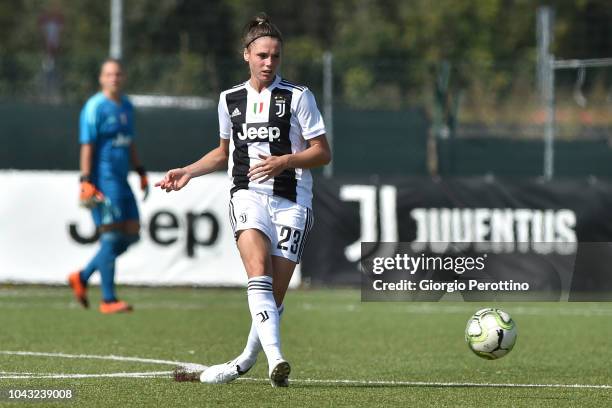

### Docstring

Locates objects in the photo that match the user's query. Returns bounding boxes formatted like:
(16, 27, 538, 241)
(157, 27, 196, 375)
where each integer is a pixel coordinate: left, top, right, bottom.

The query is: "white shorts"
(229, 189, 314, 263)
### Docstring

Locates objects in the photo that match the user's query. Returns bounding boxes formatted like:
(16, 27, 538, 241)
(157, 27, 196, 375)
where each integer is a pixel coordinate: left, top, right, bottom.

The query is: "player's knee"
(100, 231, 122, 243)
(100, 231, 125, 257)
(100, 231, 138, 256)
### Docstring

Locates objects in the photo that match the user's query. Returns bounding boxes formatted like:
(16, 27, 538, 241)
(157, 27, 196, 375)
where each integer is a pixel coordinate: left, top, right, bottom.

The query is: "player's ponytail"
(242, 12, 283, 49)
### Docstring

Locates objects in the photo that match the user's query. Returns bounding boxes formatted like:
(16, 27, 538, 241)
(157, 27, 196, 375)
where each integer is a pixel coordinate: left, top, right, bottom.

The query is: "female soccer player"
(68, 59, 149, 314)
(156, 13, 331, 387)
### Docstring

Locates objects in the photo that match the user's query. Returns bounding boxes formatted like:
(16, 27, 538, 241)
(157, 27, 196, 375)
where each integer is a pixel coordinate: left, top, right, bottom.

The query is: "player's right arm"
(80, 143, 93, 178)
(78, 143, 104, 207)
(155, 138, 229, 192)
(78, 99, 104, 207)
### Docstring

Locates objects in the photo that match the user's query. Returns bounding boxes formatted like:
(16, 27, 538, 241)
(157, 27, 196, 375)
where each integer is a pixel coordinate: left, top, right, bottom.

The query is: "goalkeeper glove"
(79, 176, 104, 208)
(136, 166, 149, 201)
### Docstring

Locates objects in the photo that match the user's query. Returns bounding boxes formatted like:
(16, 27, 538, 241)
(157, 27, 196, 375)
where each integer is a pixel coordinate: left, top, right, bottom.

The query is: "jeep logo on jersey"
(236, 123, 281, 142)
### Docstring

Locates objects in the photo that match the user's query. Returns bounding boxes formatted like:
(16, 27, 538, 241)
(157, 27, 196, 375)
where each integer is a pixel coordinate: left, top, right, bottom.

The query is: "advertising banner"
(0, 170, 301, 287)
(303, 178, 612, 300)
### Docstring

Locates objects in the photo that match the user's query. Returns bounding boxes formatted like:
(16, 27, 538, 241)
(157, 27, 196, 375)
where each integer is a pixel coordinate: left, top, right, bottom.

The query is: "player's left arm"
(248, 88, 331, 182)
(287, 135, 331, 169)
(130, 144, 149, 200)
(248, 135, 331, 182)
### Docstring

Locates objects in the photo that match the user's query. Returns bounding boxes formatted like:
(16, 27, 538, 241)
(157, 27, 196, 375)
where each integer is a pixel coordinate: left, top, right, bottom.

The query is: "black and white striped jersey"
(218, 75, 326, 208)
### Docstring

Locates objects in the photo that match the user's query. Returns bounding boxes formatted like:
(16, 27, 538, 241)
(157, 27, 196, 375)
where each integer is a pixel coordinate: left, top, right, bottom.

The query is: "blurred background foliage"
(0, 0, 610, 132)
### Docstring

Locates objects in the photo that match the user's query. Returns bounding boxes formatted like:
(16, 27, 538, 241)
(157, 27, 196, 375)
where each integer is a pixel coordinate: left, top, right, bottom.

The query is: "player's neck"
(249, 77, 275, 93)
(103, 90, 122, 103)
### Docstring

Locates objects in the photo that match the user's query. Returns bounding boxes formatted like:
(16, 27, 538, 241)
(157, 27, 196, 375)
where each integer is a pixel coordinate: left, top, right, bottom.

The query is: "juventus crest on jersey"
(218, 75, 326, 208)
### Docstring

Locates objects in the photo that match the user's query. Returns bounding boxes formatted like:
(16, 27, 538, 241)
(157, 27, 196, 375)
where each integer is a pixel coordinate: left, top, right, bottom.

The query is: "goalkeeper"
(68, 58, 148, 314)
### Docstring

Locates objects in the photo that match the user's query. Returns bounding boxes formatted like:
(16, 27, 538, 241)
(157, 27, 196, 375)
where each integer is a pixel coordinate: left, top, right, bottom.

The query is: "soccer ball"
(465, 308, 517, 360)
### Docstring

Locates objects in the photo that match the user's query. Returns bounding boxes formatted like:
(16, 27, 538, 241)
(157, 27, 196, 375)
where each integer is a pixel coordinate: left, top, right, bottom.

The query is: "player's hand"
(135, 166, 149, 201)
(140, 174, 149, 201)
(79, 181, 104, 208)
(155, 168, 192, 192)
(248, 154, 289, 183)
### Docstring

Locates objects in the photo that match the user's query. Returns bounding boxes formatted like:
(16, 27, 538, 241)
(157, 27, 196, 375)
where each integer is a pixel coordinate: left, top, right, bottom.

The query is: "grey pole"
(323, 51, 334, 178)
(110, 0, 123, 59)
(543, 56, 555, 180)
(537, 6, 554, 180)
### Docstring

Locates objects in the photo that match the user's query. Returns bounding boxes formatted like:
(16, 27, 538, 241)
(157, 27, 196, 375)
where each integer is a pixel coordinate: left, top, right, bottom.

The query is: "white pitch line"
(0, 350, 191, 366)
(0, 371, 172, 379)
(0, 351, 205, 381)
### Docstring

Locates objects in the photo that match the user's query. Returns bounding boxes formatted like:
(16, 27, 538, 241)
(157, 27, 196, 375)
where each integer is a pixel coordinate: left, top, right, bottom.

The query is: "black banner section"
(301, 177, 612, 300)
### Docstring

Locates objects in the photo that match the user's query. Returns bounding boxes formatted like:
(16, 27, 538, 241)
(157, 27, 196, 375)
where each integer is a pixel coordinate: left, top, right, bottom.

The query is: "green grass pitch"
(0, 286, 611, 407)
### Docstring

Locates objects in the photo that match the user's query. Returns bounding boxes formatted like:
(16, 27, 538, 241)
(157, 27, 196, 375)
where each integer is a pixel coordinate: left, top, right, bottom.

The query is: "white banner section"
(0, 170, 301, 287)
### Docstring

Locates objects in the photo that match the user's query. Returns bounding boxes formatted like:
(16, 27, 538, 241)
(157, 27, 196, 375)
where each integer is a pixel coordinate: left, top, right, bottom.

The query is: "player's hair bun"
(242, 12, 283, 48)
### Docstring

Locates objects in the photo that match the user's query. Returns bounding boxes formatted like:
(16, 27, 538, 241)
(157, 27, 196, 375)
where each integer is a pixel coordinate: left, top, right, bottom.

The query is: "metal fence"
(2, 1, 611, 178)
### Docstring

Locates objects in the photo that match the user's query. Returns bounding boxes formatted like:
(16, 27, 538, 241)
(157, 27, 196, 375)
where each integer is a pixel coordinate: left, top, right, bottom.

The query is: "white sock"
(246, 276, 283, 366)
(236, 303, 284, 371)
